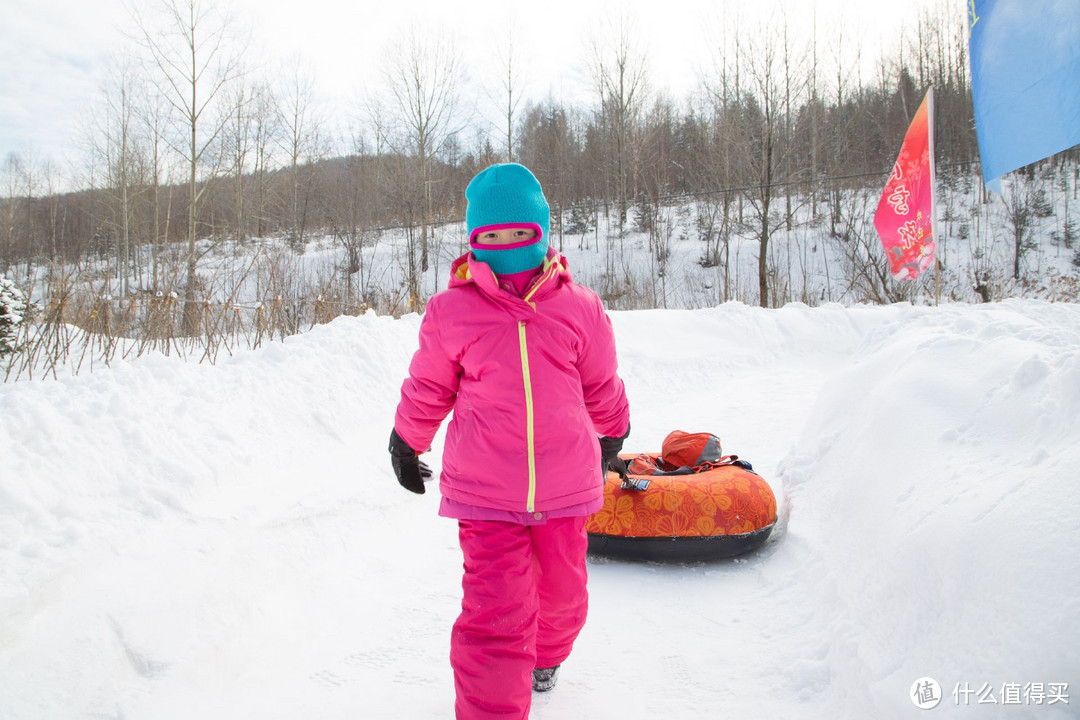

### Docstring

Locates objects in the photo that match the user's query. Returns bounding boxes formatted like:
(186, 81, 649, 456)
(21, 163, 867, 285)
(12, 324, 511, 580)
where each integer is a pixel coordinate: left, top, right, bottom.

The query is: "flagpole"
(927, 86, 939, 307)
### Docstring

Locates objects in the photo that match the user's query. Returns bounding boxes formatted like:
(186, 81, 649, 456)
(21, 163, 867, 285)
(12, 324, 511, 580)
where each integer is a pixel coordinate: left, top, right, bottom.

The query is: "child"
(389, 162, 630, 719)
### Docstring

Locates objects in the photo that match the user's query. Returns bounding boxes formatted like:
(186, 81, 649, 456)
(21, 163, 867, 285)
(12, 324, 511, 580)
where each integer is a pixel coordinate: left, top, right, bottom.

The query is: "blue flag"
(968, 0, 1080, 191)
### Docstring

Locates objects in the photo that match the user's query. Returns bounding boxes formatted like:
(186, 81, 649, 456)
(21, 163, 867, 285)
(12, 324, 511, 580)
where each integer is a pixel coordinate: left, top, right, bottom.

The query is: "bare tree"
(695, 12, 743, 302)
(130, 0, 244, 333)
(221, 73, 260, 245)
(1002, 175, 1041, 280)
(824, 19, 866, 238)
(3, 153, 24, 274)
(90, 53, 147, 296)
(589, 15, 649, 233)
(709, 13, 809, 307)
(488, 15, 526, 162)
(248, 82, 278, 240)
(132, 68, 175, 293)
(329, 130, 384, 309)
(380, 25, 464, 298)
(277, 57, 324, 249)
(16, 148, 40, 282)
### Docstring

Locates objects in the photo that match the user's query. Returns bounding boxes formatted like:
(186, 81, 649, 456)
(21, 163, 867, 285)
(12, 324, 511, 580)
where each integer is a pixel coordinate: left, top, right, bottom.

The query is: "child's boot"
(532, 665, 560, 692)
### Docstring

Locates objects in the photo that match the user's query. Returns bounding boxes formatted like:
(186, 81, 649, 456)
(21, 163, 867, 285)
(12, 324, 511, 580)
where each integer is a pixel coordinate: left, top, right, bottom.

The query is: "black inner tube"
(587, 523, 775, 562)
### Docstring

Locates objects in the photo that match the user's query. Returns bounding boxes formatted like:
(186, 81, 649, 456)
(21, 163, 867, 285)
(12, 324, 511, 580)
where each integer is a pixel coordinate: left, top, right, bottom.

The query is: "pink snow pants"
(451, 516, 590, 720)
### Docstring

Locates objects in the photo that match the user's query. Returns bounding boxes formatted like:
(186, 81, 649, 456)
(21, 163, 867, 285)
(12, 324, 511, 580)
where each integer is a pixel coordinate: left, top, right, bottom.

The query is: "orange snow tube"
(586, 453, 778, 561)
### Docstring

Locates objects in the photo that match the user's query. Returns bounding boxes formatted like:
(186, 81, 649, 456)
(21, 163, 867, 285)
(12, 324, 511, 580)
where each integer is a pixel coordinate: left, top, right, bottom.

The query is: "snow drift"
(1, 300, 1077, 719)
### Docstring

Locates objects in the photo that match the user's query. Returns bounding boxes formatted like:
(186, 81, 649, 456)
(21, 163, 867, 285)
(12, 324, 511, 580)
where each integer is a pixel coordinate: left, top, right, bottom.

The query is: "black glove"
(599, 424, 630, 482)
(389, 428, 432, 494)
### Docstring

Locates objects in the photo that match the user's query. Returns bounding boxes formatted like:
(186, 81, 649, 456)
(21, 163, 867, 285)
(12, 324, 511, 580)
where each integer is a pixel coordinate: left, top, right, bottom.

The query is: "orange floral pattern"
(587, 454, 777, 538)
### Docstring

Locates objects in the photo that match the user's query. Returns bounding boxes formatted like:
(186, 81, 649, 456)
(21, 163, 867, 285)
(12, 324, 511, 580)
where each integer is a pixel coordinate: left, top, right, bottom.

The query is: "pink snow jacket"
(394, 249, 630, 514)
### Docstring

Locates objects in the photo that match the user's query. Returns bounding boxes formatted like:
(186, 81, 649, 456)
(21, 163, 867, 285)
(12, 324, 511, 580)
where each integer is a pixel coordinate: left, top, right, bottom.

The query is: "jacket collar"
(449, 248, 571, 309)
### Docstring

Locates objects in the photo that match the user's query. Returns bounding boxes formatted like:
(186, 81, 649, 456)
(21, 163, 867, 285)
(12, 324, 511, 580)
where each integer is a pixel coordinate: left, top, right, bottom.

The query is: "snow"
(1, 299, 1078, 718)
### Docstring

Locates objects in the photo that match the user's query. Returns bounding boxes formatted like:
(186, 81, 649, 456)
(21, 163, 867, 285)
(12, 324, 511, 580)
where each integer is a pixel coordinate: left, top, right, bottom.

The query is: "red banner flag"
(875, 87, 936, 280)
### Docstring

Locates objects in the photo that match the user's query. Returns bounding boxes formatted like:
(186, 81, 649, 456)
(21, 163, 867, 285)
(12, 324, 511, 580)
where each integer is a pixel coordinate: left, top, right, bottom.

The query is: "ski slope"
(1, 300, 1077, 719)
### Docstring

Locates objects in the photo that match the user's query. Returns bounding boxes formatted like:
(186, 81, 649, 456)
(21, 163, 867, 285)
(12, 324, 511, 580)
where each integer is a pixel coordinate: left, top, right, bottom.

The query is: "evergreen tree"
(1, 276, 28, 358)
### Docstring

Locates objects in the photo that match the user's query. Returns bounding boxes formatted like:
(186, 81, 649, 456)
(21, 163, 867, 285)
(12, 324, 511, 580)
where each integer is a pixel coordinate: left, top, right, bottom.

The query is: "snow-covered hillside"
(1, 300, 1077, 718)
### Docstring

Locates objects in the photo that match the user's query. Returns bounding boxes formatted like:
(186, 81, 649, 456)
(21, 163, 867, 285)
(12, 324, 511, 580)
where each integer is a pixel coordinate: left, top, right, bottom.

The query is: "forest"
(2, 0, 1078, 379)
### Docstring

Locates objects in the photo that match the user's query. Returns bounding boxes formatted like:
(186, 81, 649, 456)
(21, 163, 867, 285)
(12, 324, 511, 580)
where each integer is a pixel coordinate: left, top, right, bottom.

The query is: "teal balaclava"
(466, 163, 550, 276)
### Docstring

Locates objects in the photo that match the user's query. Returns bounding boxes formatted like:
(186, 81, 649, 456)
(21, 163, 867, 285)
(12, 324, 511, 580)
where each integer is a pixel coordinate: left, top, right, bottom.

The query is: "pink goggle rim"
(469, 223, 544, 249)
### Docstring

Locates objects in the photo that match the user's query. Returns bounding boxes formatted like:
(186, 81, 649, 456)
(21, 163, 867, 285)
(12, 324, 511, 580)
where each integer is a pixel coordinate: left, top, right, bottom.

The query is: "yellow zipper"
(518, 320, 538, 513)
(522, 257, 557, 307)
(518, 257, 558, 512)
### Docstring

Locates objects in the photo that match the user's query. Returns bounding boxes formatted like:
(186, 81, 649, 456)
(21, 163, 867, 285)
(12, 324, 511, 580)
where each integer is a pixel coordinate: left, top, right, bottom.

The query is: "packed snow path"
(2, 301, 1077, 719)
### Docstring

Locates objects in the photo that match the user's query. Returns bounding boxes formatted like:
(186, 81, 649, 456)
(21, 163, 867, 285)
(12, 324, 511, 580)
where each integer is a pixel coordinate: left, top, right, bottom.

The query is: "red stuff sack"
(660, 431, 723, 470)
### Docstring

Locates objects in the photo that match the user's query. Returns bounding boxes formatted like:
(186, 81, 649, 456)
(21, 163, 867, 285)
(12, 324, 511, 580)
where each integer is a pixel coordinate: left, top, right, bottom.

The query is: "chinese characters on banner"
(874, 87, 936, 281)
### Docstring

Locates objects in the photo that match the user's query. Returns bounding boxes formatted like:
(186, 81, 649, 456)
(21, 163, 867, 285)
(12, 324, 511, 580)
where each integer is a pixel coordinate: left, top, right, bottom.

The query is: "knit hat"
(466, 163, 550, 275)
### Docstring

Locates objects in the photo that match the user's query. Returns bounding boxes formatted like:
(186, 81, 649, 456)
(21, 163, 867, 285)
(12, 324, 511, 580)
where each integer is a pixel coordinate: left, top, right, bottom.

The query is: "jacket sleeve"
(394, 297, 462, 453)
(576, 293, 630, 439)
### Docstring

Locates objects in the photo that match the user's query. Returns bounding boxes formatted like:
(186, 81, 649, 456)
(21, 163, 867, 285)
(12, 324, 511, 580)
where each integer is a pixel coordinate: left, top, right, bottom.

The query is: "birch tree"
(381, 25, 463, 292)
(489, 17, 525, 162)
(138, 76, 173, 292)
(130, 0, 244, 333)
(91, 54, 146, 296)
(222, 75, 257, 244)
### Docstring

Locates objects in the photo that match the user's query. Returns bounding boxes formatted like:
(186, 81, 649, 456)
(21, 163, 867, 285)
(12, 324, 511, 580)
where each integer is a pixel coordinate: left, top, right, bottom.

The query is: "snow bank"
(1, 301, 1077, 718)
(776, 300, 1080, 717)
